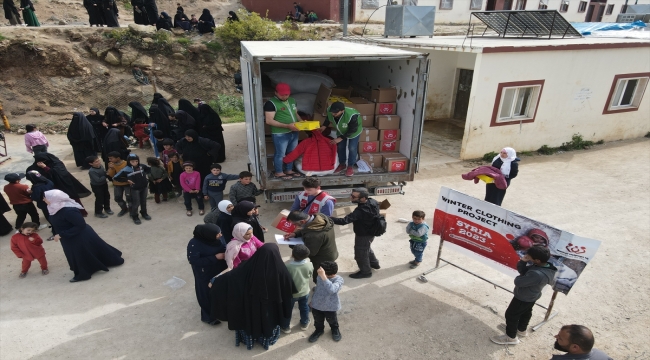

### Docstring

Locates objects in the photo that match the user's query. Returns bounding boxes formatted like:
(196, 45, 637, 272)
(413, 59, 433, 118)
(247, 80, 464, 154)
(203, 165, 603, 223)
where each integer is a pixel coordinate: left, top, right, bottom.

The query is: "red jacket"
(283, 131, 337, 171)
(461, 166, 508, 190)
(11, 233, 46, 261)
(134, 124, 149, 140)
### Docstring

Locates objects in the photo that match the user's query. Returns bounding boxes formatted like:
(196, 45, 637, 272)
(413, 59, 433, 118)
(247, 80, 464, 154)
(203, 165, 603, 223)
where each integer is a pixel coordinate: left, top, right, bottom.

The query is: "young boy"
(86, 156, 113, 218)
(113, 154, 152, 225)
(309, 261, 343, 343)
(11, 222, 49, 278)
(24, 124, 49, 154)
(3, 173, 42, 230)
(180, 162, 204, 216)
(281, 244, 314, 334)
(106, 151, 131, 217)
(228, 171, 265, 204)
(202, 164, 240, 211)
(491, 246, 557, 345)
(406, 210, 429, 269)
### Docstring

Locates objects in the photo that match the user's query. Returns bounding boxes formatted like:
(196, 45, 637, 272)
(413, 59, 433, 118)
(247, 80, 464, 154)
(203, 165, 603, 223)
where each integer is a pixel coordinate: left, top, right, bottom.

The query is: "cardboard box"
(271, 209, 296, 233)
(371, 88, 397, 103)
(349, 97, 375, 116)
(359, 141, 379, 153)
(313, 112, 327, 124)
(375, 115, 401, 130)
(359, 127, 378, 142)
(380, 140, 400, 152)
(375, 102, 397, 115)
(331, 86, 352, 99)
(360, 154, 383, 168)
(361, 114, 374, 127)
(379, 129, 400, 141)
(266, 141, 275, 155)
(382, 153, 409, 172)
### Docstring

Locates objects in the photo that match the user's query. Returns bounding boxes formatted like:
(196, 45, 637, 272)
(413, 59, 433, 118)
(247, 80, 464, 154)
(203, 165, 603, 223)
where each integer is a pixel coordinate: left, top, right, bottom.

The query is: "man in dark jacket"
(330, 187, 380, 278)
(285, 211, 338, 282)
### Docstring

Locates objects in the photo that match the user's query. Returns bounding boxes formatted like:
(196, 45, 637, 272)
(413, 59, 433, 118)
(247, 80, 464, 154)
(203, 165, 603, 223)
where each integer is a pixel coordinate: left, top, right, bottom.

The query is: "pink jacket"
(462, 166, 508, 190)
(180, 171, 201, 193)
(24, 131, 49, 153)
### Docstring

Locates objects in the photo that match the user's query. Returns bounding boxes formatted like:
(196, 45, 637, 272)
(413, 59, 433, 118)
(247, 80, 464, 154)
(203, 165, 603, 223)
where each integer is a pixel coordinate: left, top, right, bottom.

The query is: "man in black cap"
(3, 173, 43, 230)
(320, 101, 362, 177)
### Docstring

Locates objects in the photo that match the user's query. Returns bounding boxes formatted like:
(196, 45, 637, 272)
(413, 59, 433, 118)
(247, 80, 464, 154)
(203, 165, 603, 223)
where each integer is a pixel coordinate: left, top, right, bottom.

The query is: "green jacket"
(267, 97, 298, 134)
(326, 107, 362, 139)
(294, 213, 338, 279)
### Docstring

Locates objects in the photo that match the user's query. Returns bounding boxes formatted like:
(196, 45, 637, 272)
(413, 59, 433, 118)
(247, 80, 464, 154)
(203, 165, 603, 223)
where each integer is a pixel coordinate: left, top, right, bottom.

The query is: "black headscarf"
(87, 107, 104, 125)
(232, 201, 265, 241)
(27, 153, 91, 198)
(210, 244, 296, 337)
(197, 103, 225, 162)
(153, 93, 174, 116)
(178, 98, 200, 120)
(67, 112, 97, 145)
(193, 224, 222, 246)
(104, 106, 122, 126)
(228, 10, 239, 21)
(156, 11, 172, 30)
(25, 170, 50, 185)
(129, 102, 149, 123)
(199, 8, 214, 24)
(149, 104, 171, 138)
(175, 110, 196, 132)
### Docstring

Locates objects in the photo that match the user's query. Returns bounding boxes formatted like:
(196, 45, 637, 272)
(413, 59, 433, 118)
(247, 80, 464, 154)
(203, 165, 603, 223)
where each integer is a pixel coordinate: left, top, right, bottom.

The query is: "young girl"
(11, 222, 49, 278)
(160, 139, 176, 167)
(133, 119, 150, 149)
(167, 152, 184, 198)
(146, 157, 173, 203)
(224, 222, 265, 269)
(180, 161, 204, 216)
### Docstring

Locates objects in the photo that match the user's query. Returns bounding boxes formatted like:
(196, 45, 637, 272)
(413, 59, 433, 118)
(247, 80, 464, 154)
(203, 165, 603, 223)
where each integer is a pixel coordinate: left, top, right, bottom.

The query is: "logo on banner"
(566, 243, 587, 254)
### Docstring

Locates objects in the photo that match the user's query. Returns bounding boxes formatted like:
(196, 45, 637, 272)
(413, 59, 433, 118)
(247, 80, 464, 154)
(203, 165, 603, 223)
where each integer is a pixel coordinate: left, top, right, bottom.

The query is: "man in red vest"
(290, 177, 335, 216)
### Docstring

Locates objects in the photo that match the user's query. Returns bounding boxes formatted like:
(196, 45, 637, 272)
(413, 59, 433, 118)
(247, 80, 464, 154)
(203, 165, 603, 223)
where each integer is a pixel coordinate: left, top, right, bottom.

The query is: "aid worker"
(290, 177, 335, 217)
(319, 101, 362, 177)
(264, 83, 302, 180)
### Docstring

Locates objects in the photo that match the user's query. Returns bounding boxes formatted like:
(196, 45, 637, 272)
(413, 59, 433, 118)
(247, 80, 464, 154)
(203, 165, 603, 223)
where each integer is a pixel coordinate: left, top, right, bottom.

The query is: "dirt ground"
(0, 125, 648, 360)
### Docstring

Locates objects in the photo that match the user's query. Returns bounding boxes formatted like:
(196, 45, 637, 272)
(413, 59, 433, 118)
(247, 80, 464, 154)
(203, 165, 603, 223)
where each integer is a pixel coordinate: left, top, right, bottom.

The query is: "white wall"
(459, 46, 650, 159)
(354, 0, 646, 24)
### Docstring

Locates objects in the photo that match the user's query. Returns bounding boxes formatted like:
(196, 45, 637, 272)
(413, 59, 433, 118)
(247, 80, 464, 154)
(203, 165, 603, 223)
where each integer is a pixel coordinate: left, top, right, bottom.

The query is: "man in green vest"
(320, 101, 362, 177)
(264, 83, 302, 180)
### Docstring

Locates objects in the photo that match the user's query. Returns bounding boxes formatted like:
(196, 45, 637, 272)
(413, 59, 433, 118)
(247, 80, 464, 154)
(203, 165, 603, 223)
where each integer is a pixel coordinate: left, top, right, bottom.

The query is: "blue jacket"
(406, 222, 429, 242)
(310, 275, 343, 312)
(202, 172, 239, 194)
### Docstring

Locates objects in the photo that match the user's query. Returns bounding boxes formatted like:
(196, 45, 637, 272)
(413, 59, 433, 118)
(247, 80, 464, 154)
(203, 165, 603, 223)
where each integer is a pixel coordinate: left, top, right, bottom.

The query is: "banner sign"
(432, 187, 601, 294)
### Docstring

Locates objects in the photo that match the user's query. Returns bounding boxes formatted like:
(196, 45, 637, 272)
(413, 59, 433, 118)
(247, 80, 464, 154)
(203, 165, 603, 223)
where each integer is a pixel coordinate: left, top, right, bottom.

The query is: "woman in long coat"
(83, 0, 105, 26)
(187, 224, 227, 324)
(130, 0, 149, 24)
(485, 147, 519, 206)
(3, 0, 21, 25)
(100, 0, 119, 27)
(175, 129, 221, 187)
(0, 194, 13, 236)
(155, 11, 172, 30)
(19, 0, 39, 26)
(198, 103, 225, 162)
(143, 0, 158, 25)
(67, 112, 98, 169)
(197, 8, 215, 34)
(45, 190, 124, 282)
(87, 107, 106, 151)
(102, 127, 129, 168)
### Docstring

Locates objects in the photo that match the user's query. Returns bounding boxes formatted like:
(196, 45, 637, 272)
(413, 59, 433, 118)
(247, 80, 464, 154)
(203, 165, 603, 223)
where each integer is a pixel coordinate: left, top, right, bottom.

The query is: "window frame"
(490, 80, 545, 127)
(470, 0, 482, 10)
(440, 0, 453, 10)
(559, 0, 569, 12)
(605, 4, 614, 15)
(538, 2, 548, 9)
(577, 1, 587, 12)
(602, 73, 650, 115)
(515, 0, 527, 10)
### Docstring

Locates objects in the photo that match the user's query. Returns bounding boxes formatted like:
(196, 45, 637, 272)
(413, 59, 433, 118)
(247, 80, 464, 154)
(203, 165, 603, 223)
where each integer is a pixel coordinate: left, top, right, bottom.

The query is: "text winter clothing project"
(282, 130, 337, 171)
(462, 166, 508, 190)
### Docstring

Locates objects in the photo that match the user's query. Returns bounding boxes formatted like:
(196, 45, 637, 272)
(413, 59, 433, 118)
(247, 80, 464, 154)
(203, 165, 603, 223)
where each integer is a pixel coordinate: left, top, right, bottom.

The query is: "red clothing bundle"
(283, 130, 337, 171)
(461, 166, 508, 190)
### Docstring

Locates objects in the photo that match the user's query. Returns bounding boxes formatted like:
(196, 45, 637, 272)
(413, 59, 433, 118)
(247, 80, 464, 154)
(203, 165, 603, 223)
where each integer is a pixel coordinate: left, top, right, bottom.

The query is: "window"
(490, 80, 545, 127)
(603, 73, 650, 114)
(559, 0, 569, 12)
(470, 0, 482, 10)
(503, 0, 513, 9)
(538, 2, 548, 9)
(577, 1, 587, 12)
(515, 0, 527, 10)
(606, 4, 614, 15)
(440, 0, 453, 9)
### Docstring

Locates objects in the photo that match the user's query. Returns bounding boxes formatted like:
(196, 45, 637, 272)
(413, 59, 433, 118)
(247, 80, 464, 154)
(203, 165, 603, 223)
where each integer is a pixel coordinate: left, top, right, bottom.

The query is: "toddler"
(166, 152, 184, 197)
(406, 210, 429, 269)
(180, 161, 204, 216)
(133, 118, 150, 148)
(281, 244, 313, 333)
(146, 157, 173, 203)
(309, 261, 343, 343)
(11, 222, 49, 278)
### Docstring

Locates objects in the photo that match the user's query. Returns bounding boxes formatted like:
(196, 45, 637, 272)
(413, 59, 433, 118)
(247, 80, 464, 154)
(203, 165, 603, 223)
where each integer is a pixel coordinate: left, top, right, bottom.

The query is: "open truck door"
(240, 57, 261, 179)
(415, 59, 430, 173)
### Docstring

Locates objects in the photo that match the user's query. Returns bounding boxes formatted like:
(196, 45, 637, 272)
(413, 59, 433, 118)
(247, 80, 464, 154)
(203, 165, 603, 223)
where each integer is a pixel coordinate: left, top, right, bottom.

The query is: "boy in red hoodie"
(11, 222, 49, 278)
(3, 172, 42, 230)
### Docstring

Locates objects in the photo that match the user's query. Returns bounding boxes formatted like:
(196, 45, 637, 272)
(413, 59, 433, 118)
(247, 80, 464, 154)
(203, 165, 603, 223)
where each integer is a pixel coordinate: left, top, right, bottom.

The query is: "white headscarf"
(217, 200, 233, 215)
(224, 222, 254, 269)
(44, 189, 85, 215)
(492, 147, 517, 177)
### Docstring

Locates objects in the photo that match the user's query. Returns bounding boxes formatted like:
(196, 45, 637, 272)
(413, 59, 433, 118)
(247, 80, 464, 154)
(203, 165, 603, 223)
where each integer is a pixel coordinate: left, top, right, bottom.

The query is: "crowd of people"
(3, 0, 40, 26)
(287, 2, 317, 23)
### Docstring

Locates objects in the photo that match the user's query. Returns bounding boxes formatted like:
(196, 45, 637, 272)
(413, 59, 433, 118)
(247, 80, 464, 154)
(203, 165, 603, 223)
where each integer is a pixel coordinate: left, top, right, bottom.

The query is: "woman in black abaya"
(87, 107, 106, 151)
(156, 11, 172, 30)
(198, 103, 225, 162)
(3, 0, 22, 25)
(187, 224, 227, 324)
(175, 129, 220, 187)
(152, 93, 174, 117)
(173, 8, 191, 31)
(67, 112, 98, 169)
(173, 110, 196, 134)
(104, 106, 123, 128)
(129, 101, 149, 123)
(148, 104, 171, 139)
(143, 0, 157, 24)
(0, 194, 13, 236)
(27, 152, 91, 217)
(45, 190, 124, 282)
(130, 0, 149, 24)
(100, 0, 119, 27)
(231, 200, 265, 242)
(178, 98, 200, 120)
(209, 243, 295, 350)
(197, 8, 215, 34)
(83, 0, 104, 26)
(102, 127, 129, 168)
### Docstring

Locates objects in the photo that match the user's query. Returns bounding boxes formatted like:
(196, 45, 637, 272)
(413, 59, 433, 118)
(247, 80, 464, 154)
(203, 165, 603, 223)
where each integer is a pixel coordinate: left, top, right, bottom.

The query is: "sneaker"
(300, 318, 311, 331)
(281, 327, 291, 334)
(349, 271, 372, 279)
(334, 164, 346, 173)
(42, 269, 49, 275)
(95, 213, 109, 218)
(105, 209, 114, 215)
(117, 209, 128, 217)
(19, 272, 27, 278)
(37, 224, 48, 230)
(345, 166, 354, 177)
(308, 330, 324, 343)
(408, 260, 418, 265)
(331, 328, 342, 342)
(141, 214, 152, 221)
(133, 217, 142, 225)
(410, 262, 421, 269)
(370, 264, 381, 270)
(497, 323, 527, 338)
(490, 334, 519, 345)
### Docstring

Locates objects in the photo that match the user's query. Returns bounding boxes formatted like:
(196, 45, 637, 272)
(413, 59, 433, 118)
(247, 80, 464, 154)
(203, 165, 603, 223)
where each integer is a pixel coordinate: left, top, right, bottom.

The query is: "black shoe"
(69, 277, 88, 283)
(141, 214, 151, 220)
(133, 216, 141, 225)
(95, 213, 109, 218)
(332, 328, 342, 342)
(349, 271, 372, 279)
(308, 330, 324, 343)
(117, 209, 128, 217)
(370, 264, 381, 270)
(105, 209, 114, 215)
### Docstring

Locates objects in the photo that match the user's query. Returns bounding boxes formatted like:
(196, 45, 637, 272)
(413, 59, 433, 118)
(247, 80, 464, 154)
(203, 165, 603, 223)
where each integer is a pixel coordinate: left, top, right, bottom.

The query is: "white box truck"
(240, 40, 429, 202)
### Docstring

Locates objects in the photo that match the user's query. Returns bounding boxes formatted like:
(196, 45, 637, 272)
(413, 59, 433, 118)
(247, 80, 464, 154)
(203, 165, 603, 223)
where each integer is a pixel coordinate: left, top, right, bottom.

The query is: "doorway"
(453, 69, 473, 120)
